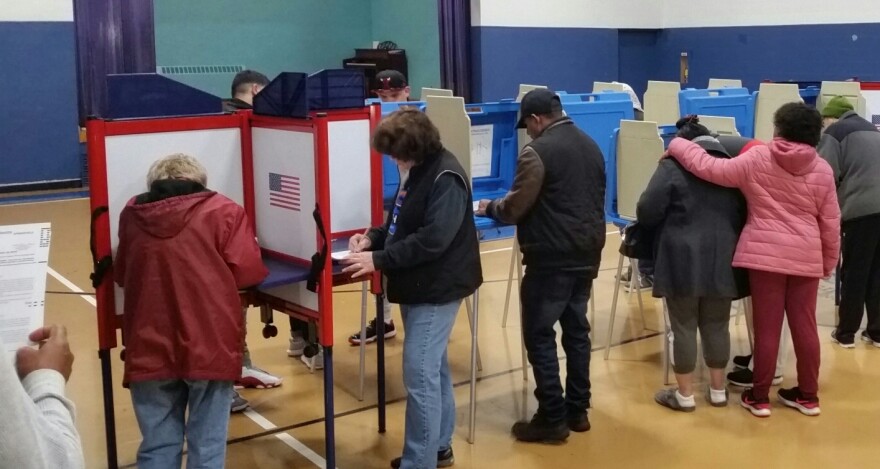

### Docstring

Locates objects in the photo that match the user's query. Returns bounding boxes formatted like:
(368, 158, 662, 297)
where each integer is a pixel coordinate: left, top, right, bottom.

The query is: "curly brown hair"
(372, 109, 443, 163)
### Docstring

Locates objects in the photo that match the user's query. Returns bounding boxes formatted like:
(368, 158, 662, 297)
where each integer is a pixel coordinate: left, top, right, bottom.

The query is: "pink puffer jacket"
(667, 137, 840, 278)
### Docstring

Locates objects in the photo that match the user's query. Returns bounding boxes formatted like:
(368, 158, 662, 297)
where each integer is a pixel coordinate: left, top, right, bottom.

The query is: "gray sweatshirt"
(817, 111, 880, 222)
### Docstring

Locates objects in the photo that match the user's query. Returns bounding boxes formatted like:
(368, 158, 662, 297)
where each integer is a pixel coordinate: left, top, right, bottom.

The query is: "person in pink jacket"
(665, 102, 840, 418)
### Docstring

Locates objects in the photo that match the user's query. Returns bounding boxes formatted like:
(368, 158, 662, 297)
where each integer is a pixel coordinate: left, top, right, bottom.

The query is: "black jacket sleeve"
(636, 160, 676, 228)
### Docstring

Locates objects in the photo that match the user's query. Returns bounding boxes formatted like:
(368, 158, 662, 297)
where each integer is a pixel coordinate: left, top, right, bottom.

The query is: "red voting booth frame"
(87, 105, 385, 469)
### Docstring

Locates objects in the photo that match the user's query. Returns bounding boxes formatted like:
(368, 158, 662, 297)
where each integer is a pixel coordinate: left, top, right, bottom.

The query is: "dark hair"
(773, 102, 822, 147)
(675, 115, 711, 140)
(231, 70, 269, 97)
(372, 109, 443, 163)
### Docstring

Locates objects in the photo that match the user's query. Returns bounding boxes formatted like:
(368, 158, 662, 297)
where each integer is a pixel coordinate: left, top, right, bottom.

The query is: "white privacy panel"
(252, 127, 317, 262)
(104, 127, 244, 314)
(327, 119, 372, 234)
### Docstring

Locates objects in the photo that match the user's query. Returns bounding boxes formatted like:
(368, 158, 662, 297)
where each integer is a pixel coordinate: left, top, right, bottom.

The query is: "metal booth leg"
(604, 252, 626, 360)
(468, 290, 480, 444)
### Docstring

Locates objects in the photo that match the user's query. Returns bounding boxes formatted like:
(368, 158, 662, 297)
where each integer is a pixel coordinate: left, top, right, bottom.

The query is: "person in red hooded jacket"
(114, 153, 267, 469)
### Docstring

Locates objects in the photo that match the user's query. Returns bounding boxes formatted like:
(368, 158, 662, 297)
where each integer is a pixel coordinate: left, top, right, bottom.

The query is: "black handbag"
(618, 221, 654, 261)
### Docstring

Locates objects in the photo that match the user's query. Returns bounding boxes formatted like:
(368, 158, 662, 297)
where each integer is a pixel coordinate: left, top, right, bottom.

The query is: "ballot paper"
(331, 250, 351, 262)
(0, 223, 50, 353)
(470, 124, 494, 178)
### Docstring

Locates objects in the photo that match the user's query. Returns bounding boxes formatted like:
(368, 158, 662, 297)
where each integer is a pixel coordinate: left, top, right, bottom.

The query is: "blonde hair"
(146, 153, 208, 187)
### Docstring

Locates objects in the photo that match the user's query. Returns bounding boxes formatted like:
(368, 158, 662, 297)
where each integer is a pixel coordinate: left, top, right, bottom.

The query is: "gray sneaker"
(706, 387, 729, 407)
(654, 389, 695, 413)
(231, 390, 249, 413)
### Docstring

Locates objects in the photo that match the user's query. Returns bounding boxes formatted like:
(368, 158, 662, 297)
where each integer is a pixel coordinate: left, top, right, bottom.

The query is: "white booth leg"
(604, 253, 626, 360)
(468, 289, 480, 444)
(466, 296, 483, 372)
(630, 258, 647, 327)
(502, 236, 519, 328)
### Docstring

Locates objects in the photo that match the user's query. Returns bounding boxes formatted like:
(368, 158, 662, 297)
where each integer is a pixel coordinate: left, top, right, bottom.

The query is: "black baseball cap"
(374, 70, 408, 91)
(516, 89, 563, 128)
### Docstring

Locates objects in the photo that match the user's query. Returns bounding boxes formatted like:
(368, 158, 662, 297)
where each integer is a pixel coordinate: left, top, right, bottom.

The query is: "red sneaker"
(740, 388, 771, 417)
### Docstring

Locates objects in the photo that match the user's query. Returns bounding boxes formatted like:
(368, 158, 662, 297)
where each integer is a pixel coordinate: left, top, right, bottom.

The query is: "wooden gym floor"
(3, 197, 878, 468)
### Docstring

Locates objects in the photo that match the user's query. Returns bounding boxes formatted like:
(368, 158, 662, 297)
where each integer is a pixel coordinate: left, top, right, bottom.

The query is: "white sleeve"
(0, 346, 84, 469)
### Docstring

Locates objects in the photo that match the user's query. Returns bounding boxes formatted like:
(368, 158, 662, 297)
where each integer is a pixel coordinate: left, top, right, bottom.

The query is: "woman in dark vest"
(637, 116, 748, 412)
(342, 109, 482, 469)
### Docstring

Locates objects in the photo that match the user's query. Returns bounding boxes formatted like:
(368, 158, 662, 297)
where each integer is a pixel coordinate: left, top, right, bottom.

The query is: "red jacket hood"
(769, 138, 819, 176)
(125, 192, 215, 239)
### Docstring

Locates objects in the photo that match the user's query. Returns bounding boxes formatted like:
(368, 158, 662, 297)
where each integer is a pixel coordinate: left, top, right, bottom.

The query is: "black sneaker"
(726, 368, 783, 387)
(860, 331, 880, 348)
(349, 318, 397, 345)
(566, 412, 591, 432)
(831, 329, 855, 349)
(390, 448, 454, 468)
(777, 387, 820, 416)
(732, 354, 752, 370)
(512, 413, 570, 443)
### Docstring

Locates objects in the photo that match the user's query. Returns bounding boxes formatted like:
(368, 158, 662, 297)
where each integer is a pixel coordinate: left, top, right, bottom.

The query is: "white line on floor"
(47, 266, 331, 468)
(47, 267, 96, 307)
(243, 409, 335, 469)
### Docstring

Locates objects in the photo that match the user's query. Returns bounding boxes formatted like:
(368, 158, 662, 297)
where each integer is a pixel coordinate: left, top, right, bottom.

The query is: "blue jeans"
(130, 380, 233, 469)
(399, 300, 461, 469)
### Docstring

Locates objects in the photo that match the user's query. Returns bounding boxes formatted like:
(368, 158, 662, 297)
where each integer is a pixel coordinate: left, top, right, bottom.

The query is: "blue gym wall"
(471, 27, 618, 102)
(0, 3, 80, 189)
(655, 23, 880, 90)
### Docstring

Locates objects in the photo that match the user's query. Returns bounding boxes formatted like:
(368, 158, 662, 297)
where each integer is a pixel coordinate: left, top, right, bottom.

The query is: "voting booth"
(87, 72, 384, 469)
(558, 91, 636, 164)
(753, 83, 802, 142)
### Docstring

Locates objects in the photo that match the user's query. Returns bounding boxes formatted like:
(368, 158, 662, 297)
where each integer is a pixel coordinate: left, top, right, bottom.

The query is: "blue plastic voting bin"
(557, 91, 634, 165)
(466, 101, 520, 202)
(105, 74, 223, 119)
(800, 86, 820, 108)
(678, 87, 755, 138)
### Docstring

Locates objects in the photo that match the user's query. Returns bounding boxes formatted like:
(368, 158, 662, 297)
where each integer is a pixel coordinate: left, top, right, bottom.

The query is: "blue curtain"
(74, 0, 156, 122)
(438, 0, 472, 102)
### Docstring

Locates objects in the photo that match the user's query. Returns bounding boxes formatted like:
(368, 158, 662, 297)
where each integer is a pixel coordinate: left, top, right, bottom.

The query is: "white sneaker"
(288, 336, 306, 357)
(300, 350, 324, 370)
(236, 366, 283, 389)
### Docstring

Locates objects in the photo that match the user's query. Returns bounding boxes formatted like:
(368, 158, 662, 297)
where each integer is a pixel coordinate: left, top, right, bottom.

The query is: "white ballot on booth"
(0, 223, 50, 353)
(470, 124, 494, 178)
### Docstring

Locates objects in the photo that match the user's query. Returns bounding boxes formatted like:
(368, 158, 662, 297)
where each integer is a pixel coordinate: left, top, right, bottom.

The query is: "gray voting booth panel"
(644, 81, 681, 126)
(708, 79, 743, 89)
(698, 115, 741, 136)
(754, 83, 802, 142)
(420, 87, 454, 101)
(616, 120, 664, 221)
(426, 95, 473, 182)
(818, 81, 868, 118)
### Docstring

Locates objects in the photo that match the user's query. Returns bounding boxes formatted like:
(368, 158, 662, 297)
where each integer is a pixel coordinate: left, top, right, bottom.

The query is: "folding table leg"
(376, 294, 386, 433)
(465, 296, 483, 372)
(502, 237, 518, 328)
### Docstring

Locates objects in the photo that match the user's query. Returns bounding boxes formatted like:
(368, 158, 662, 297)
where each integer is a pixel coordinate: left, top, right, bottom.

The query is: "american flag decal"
(269, 172, 301, 211)
(872, 115, 880, 130)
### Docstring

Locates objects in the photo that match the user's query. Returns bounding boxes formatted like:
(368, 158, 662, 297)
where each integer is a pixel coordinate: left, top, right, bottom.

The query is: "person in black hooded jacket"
(637, 116, 748, 412)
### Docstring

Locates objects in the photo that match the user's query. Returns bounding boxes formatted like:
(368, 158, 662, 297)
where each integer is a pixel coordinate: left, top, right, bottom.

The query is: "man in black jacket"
(222, 70, 269, 112)
(477, 89, 606, 442)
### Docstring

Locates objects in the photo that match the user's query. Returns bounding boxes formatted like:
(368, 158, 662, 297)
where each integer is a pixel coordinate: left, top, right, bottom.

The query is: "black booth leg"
(99, 349, 119, 469)
(376, 294, 387, 433)
(323, 345, 336, 469)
